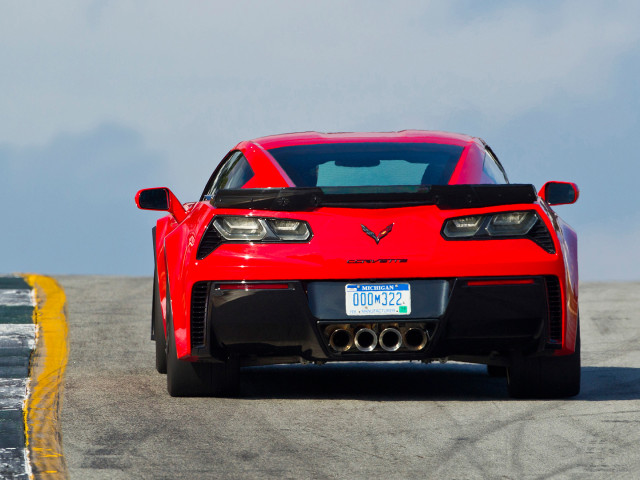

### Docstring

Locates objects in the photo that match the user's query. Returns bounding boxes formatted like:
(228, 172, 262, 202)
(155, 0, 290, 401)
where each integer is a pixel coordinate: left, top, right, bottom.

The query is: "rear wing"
(212, 185, 538, 211)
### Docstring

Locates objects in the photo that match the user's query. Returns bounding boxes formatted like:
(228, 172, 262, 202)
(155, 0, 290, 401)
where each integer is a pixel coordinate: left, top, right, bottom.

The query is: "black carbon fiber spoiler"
(212, 184, 538, 211)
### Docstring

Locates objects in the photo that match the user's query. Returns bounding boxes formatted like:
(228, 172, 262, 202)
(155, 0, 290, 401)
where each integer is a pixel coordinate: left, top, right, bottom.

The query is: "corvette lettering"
(347, 259, 408, 264)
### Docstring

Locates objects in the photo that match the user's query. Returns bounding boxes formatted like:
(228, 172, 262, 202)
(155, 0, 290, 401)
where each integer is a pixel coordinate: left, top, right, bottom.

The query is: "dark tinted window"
(201, 152, 254, 200)
(223, 155, 254, 189)
(267, 143, 463, 187)
(483, 149, 508, 184)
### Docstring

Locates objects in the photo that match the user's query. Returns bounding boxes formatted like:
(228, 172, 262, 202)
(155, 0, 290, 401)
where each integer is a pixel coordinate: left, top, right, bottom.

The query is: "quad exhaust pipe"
(403, 328, 428, 351)
(327, 325, 429, 353)
(329, 328, 354, 352)
(379, 328, 402, 351)
(354, 328, 377, 352)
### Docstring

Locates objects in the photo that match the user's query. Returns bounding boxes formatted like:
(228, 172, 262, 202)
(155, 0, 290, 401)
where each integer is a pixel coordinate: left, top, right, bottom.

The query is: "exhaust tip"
(354, 328, 377, 352)
(329, 328, 354, 352)
(379, 328, 403, 352)
(403, 328, 428, 351)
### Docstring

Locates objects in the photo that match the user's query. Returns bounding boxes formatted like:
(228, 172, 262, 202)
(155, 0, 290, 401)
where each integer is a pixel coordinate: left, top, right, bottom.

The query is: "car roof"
(250, 130, 481, 150)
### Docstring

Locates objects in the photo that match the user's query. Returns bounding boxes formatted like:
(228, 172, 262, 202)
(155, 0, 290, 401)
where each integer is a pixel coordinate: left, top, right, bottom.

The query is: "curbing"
(23, 275, 69, 479)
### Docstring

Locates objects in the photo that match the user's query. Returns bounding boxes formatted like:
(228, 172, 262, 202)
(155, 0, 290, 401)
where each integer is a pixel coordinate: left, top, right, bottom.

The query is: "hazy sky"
(1, 1, 639, 280)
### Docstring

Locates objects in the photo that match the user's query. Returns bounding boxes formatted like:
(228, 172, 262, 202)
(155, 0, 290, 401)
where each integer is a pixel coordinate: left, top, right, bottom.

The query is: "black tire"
(165, 281, 239, 397)
(487, 365, 507, 378)
(153, 267, 167, 374)
(507, 323, 581, 399)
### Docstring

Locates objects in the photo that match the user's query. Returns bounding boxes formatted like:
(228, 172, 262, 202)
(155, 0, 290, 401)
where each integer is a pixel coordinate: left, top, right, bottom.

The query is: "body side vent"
(196, 222, 223, 259)
(545, 276, 562, 345)
(528, 219, 556, 253)
(190, 282, 210, 348)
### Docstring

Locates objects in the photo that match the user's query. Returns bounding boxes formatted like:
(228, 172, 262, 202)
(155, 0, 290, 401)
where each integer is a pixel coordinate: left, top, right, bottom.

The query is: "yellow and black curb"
(0, 275, 68, 479)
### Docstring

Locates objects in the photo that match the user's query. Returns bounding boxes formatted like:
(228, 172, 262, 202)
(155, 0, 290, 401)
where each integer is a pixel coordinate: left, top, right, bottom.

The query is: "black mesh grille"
(546, 276, 562, 345)
(190, 282, 209, 348)
(528, 219, 555, 253)
(196, 222, 223, 259)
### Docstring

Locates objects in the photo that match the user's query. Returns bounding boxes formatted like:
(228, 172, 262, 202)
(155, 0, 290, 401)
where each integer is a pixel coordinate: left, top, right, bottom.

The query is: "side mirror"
(136, 188, 169, 210)
(135, 187, 187, 222)
(539, 182, 579, 206)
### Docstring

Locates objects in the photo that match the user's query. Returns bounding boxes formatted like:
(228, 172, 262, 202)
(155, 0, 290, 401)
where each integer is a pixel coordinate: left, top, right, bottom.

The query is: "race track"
(58, 276, 640, 479)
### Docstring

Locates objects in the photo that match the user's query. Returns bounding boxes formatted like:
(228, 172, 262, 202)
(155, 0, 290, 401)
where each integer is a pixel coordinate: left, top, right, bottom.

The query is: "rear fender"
(154, 215, 176, 326)
(163, 208, 211, 359)
(151, 226, 159, 340)
(537, 204, 579, 355)
(558, 218, 579, 353)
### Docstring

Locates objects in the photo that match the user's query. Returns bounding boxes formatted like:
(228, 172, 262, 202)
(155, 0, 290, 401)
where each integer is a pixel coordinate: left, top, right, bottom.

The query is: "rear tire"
(153, 267, 167, 374)
(165, 282, 239, 397)
(166, 323, 240, 397)
(507, 323, 581, 399)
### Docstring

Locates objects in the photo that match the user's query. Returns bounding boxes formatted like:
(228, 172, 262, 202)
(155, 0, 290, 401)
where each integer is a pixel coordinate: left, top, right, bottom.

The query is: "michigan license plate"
(345, 283, 411, 316)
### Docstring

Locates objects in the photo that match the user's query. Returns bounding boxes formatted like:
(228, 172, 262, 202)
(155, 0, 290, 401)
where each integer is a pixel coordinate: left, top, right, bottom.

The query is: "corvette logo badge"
(361, 223, 394, 244)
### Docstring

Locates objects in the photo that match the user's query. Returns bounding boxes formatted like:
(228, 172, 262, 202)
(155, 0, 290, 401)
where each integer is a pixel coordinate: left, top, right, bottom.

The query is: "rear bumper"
(189, 276, 560, 363)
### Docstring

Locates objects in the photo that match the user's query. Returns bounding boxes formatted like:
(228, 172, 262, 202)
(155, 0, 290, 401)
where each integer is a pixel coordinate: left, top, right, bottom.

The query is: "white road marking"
(0, 448, 31, 479)
(0, 284, 36, 480)
(0, 289, 35, 306)
(0, 378, 29, 410)
(0, 378, 32, 480)
(0, 324, 37, 350)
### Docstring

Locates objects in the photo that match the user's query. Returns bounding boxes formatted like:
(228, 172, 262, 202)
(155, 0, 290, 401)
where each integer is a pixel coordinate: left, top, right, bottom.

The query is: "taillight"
(197, 216, 313, 259)
(212, 216, 312, 242)
(442, 210, 555, 253)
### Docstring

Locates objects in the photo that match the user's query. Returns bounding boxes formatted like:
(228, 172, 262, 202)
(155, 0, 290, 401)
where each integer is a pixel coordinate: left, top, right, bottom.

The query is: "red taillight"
(466, 279, 535, 287)
(217, 283, 290, 290)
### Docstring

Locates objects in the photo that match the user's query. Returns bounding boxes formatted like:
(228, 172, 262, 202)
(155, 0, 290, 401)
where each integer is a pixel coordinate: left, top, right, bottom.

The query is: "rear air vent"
(196, 221, 223, 259)
(545, 276, 562, 345)
(190, 282, 209, 348)
(528, 219, 556, 254)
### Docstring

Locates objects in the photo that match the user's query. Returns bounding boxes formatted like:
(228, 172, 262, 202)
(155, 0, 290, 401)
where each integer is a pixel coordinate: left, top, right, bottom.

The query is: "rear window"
(267, 142, 464, 187)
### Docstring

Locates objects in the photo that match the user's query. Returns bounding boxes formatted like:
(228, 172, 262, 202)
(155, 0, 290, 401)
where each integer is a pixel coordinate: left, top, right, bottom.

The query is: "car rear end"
(142, 130, 580, 398)
(183, 192, 572, 369)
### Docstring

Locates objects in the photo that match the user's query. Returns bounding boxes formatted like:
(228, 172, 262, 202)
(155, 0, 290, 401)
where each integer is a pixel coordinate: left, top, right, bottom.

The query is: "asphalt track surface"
(58, 276, 640, 480)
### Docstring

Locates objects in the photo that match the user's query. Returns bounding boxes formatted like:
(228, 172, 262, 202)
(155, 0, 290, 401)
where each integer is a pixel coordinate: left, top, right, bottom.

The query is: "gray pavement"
(58, 276, 640, 479)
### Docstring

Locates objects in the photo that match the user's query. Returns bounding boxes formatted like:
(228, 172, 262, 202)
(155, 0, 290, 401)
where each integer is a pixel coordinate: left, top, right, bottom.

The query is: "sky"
(1, 0, 639, 281)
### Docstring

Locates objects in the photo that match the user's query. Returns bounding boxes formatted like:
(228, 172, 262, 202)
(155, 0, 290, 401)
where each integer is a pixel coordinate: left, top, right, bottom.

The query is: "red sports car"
(135, 130, 580, 398)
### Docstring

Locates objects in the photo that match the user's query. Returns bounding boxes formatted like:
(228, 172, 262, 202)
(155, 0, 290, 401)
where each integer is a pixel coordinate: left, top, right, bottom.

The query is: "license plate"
(345, 283, 411, 316)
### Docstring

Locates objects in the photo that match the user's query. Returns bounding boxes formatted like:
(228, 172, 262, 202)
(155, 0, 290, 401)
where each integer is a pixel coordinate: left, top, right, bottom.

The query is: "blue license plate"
(345, 283, 411, 316)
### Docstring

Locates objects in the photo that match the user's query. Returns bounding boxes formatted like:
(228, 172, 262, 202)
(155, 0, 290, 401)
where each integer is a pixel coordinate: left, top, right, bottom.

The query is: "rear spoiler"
(212, 185, 538, 211)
